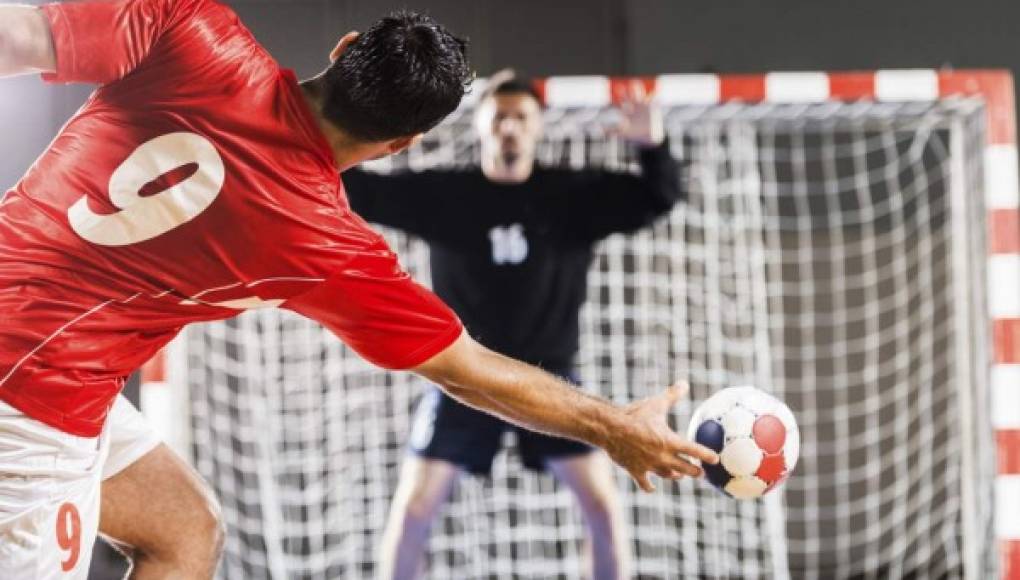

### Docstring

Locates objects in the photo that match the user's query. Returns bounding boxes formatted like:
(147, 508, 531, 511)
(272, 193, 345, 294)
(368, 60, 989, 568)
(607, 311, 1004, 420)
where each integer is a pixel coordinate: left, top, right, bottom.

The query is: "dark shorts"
(407, 371, 594, 475)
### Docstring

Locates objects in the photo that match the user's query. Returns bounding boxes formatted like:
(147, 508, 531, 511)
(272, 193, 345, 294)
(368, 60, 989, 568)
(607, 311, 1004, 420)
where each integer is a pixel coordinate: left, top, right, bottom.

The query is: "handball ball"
(687, 386, 799, 499)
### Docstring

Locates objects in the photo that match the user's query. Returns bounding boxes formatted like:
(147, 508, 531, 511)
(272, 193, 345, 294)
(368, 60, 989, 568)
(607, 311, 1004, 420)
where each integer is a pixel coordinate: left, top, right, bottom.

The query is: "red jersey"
(0, 0, 462, 437)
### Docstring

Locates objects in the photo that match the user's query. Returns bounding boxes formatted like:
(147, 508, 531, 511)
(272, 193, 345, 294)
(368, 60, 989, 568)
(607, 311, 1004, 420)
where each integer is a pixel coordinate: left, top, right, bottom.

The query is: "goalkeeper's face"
(476, 93, 543, 183)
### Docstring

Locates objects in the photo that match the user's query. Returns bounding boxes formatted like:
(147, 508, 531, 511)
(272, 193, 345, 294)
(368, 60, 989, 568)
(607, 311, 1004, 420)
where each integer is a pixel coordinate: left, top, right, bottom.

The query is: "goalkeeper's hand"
(613, 79, 664, 147)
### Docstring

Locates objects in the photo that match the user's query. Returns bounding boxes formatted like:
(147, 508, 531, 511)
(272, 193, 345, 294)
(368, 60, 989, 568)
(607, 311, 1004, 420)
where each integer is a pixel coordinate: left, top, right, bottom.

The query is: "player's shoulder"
(184, 0, 268, 51)
(159, 0, 273, 67)
(173, 0, 234, 18)
(144, 0, 226, 26)
(121, 0, 278, 97)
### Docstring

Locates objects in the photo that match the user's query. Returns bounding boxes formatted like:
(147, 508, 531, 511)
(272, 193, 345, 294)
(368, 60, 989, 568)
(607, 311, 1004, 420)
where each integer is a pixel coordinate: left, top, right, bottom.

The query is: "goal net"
(181, 78, 999, 579)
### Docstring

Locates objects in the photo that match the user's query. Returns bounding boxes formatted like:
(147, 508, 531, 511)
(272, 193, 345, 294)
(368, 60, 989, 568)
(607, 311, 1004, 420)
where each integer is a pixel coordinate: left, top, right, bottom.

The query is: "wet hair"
(319, 11, 472, 141)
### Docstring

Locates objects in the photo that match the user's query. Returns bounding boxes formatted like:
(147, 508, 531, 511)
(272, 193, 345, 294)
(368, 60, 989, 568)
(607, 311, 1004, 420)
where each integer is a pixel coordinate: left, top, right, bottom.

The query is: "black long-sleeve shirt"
(342, 145, 684, 371)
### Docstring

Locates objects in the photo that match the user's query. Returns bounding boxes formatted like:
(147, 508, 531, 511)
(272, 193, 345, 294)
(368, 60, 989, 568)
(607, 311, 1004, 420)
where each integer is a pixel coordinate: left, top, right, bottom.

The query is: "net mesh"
(184, 98, 998, 579)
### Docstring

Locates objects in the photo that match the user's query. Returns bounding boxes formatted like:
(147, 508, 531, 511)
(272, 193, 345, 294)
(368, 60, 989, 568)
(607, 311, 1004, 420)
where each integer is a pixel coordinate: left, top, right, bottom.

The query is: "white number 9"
(68, 132, 225, 246)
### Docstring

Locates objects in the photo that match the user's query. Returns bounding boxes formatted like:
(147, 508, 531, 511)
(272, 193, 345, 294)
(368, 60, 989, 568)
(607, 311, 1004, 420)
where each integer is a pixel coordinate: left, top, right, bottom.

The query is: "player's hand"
(605, 382, 720, 492)
(612, 79, 664, 146)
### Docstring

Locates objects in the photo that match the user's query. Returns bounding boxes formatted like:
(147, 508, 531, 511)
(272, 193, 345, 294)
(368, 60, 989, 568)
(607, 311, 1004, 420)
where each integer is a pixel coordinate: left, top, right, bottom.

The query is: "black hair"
(484, 77, 542, 106)
(319, 11, 472, 142)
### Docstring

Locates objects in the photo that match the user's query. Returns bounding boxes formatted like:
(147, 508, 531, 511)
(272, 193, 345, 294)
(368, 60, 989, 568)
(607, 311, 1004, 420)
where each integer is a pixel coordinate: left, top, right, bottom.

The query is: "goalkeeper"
(344, 71, 685, 580)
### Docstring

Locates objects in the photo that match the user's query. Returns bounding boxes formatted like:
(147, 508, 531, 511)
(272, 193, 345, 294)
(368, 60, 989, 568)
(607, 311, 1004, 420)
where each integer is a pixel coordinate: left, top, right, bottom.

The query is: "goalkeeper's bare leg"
(378, 453, 631, 580)
(377, 457, 461, 580)
(547, 452, 631, 580)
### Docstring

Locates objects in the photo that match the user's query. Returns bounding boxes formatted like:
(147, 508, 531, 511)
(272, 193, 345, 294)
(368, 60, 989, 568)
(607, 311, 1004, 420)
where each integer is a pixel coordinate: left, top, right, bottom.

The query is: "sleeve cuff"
(38, 3, 75, 84)
(386, 320, 464, 370)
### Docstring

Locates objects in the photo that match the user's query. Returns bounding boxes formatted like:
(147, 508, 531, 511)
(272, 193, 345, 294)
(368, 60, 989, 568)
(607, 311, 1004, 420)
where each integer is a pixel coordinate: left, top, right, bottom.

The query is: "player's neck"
(298, 78, 372, 171)
(481, 157, 535, 184)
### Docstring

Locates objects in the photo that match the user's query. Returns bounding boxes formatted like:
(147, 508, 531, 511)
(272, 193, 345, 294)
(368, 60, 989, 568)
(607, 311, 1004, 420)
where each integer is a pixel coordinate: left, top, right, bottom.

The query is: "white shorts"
(0, 395, 161, 579)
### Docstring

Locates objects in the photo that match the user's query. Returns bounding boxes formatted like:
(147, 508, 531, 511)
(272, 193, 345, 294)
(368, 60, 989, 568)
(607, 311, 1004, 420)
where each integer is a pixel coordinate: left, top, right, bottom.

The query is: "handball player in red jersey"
(0, 1, 718, 577)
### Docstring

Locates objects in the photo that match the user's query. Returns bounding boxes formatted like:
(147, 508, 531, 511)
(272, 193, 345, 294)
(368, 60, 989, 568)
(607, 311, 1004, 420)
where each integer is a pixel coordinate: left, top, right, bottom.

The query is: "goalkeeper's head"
(474, 70, 544, 184)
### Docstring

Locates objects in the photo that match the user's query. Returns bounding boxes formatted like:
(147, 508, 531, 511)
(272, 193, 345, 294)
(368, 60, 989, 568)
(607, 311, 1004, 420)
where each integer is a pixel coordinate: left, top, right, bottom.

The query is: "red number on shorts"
(55, 502, 81, 572)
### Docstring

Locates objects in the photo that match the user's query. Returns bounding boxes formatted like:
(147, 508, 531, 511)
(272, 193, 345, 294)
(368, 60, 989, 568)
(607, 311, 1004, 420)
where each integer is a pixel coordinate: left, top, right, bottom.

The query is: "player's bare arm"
(0, 5, 55, 78)
(413, 332, 720, 492)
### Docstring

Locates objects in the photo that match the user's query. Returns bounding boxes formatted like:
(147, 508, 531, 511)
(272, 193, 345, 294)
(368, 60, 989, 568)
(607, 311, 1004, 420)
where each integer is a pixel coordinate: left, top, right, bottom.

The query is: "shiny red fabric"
(0, 0, 461, 436)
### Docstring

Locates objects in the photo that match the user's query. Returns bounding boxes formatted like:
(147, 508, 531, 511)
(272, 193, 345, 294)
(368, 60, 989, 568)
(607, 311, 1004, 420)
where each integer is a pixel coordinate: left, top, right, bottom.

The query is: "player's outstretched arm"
(0, 6, 55, 78)
(413, 332, 720, 491)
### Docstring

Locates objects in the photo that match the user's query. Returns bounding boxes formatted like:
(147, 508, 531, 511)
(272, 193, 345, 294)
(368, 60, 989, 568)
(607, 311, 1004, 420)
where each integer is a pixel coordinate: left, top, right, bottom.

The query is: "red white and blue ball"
(687, 386, 799, 499)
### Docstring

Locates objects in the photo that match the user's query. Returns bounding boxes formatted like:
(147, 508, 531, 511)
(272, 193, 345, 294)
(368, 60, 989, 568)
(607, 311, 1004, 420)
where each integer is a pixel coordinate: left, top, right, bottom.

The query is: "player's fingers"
(671, 436, 720, 464)
(630, 469, 655, 493)
(666, 382, 688, 405)
(668, 455, 704, 478)
(653, 466, 676, 479)
(656, 382, 688, 412)
(617, 81, 634, 104)
(632, 79, 649, 103)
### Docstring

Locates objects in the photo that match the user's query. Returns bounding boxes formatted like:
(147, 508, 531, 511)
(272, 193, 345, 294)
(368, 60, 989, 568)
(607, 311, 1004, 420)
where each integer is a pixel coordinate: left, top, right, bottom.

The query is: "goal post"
(157, 69, 1018, 579)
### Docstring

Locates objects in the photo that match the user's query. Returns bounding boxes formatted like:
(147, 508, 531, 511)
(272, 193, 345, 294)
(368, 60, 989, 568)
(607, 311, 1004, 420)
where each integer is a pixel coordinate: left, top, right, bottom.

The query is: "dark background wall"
(4, 0, 1020, 191)
(223, 0, 1020, 78)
